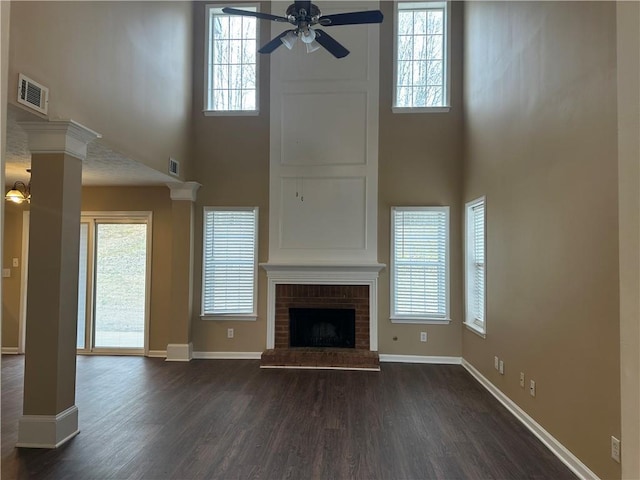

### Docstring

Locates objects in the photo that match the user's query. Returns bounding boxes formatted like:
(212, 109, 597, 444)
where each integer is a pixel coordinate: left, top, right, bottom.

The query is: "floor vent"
(169, 158, 180, 177)
(17, 74, 48, 115)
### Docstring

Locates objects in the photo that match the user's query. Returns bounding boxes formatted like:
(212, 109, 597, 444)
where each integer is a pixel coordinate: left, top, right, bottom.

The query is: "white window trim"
(203, 3, 260, 116)
(390, 206, 451, 324)
(201, 206, 259, 321)
(464, 196, 486, 337)
(392, 0, 451, 113)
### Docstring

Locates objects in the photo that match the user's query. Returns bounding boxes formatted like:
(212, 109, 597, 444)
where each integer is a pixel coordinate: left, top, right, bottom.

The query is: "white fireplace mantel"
(260, 263, 386, 351)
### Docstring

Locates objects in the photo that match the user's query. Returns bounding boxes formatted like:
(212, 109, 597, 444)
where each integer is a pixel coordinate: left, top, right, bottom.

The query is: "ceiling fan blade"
(258, 30, 294, 54)
(318, 10, 384, 27)
(314, 29, 349, 58)
(222, 7, 289, 23)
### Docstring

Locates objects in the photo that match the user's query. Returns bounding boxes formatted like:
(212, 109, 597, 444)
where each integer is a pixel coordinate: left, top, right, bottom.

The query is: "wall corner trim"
(192, 351, 262, 360)
(462, 359, 600, 480)
(165, 343, 193, 362)
(379, 354, 462, 364)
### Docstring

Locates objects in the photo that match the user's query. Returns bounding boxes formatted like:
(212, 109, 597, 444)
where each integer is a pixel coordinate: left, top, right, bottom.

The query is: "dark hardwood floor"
(1, 355, 576, 479)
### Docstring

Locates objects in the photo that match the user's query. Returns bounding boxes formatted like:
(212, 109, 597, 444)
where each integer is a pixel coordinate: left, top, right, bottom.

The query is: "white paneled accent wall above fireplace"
(267, 1, 381, 265)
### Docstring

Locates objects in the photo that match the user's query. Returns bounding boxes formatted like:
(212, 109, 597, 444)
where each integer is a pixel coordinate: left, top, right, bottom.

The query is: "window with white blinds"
(202, 207, 258, 318)
(391, 206, 450, 323)
(465, 197, 486, 335)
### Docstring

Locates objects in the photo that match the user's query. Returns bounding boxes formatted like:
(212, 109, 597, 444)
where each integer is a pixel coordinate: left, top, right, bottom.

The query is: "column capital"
(19, 120, 101, 161)
(167, 181, 201, 202)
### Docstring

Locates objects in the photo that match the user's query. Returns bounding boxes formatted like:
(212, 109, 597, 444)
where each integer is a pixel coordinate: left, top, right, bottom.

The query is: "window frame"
(464, 197, 486, 337)
(203, 3, 260, 116)
(201, 206, 259, 321)
(390, 206, 451, 324)
(392, 0, 451, 113)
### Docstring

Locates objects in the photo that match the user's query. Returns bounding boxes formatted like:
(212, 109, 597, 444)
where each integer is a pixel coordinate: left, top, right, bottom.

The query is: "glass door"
(77, 214, 151, 354)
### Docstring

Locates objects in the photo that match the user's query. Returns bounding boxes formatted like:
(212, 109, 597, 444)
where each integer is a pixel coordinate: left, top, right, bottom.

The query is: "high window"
(391, 206, 450, 323)
(205, 5, 258, 114)
(394, 1, 449, 111)
(202, 207, 258, 319)
(465, 197, 486, 335)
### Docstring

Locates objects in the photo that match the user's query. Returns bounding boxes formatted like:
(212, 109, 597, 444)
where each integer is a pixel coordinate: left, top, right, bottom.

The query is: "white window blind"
(205, 5, 258, 113)
(465, 197, 486, 334)
(391, 207, 450, 322)
(394, 1, 448, 109)
(202, 208, 257, 316)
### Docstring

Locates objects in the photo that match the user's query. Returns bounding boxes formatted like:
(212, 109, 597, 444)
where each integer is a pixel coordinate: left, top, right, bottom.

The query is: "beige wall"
(377, 1, 464, 356)
(463, 2, 620, 478)
(188, 1, 465, 355)
(8, 1, 193, 179)
(189, 1, 271, 353)
(2, 203, 22, 349)
(617, 2, 640, 477)
(2, 187, 177, 354)
(81, 187, 173, 353)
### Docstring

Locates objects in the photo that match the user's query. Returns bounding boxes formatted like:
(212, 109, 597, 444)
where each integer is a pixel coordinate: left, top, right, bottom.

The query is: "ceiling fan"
(222, 1, 383, 59)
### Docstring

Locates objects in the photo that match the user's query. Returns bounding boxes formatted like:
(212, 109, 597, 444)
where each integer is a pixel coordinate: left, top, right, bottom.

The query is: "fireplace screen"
(289, 308, 356, 348)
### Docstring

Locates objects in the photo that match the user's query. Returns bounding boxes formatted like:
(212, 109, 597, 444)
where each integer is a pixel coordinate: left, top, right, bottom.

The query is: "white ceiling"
(5, 105, 178, 188)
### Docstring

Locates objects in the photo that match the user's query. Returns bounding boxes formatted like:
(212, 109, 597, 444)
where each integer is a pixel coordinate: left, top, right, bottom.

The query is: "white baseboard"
(192, 351, 262, 360)
(379, 354, 462, 365)
(462, 359, 600, 480)
(165, 343, 192, 362)
(2, 347, 20, 354)
(17, 405, 79, 448)
(147, 350, 167, 358)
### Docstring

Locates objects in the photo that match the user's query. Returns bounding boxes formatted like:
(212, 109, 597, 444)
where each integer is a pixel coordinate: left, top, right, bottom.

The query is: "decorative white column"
(166, 182, 200, 361)
(17, 120, 100, 448)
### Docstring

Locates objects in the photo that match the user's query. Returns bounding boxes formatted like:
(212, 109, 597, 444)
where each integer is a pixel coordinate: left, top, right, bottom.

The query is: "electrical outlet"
(499, 360, 504, 375)
(227, 328, 234, 339)
(529, 379, 536, 397)
(519, 372, 525, 388)
(494, 356, 499, 370)
(611, 436, 620, 463)
(420, 331, 427, 342)
(12, 258, 19, 267)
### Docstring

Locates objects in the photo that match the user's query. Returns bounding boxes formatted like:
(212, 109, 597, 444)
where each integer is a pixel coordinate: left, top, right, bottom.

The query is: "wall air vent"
(169, 157, 180, 177)
(17, 73, 49, 115)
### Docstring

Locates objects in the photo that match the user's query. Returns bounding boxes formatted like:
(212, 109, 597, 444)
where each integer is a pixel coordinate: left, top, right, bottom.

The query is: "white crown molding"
(17, 405, 79, 448)
(462, 359, 600, 480)
(167, 181, 201, 202)
(18, 120, 101, 161)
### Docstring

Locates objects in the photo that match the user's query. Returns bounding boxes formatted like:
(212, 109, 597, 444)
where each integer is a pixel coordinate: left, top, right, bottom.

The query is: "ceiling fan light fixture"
(301, 27, 316, 44)
(281, 31, 299, 50)
(306, 39, 321, 53)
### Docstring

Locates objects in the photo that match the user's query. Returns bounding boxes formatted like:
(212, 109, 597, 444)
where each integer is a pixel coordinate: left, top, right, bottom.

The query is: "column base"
(17, 405, 79, 448)
(166, 343, 193, 362)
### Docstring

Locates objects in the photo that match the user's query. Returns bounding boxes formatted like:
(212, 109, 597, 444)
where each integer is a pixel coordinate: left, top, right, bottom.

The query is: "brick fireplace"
(261, 264, 385, 354)
(275, 284, 370, 350)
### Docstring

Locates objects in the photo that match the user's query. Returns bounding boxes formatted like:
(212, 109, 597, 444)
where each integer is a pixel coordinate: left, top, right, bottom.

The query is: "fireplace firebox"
(289, 308, 356, 348)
